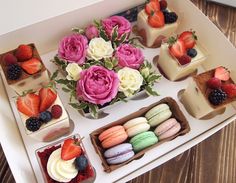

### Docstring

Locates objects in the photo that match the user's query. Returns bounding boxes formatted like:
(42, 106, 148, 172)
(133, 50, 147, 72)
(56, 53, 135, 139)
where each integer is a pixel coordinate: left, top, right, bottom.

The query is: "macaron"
(130, 131, 158, 152)
(123, 117, 150, 137)
(104, 143, 135, 165)
(145, 104, 172, 127)
(154, 118, 181, 140)
(98, 125, 128, 149)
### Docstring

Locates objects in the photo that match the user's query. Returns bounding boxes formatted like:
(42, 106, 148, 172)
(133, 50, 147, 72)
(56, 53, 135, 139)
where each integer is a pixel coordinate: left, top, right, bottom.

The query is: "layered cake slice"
(182, 67, 236, 119)
(37, 136, 95, 183)
(0, 44, 50, 94)
(136, 0, 178, 48)
(16, 86, 70, 142)
(158, 30, 207, 81)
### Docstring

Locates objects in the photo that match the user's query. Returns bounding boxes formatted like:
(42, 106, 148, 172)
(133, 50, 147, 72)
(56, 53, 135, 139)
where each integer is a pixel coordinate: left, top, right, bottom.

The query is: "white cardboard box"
(0, 0, 236, 183)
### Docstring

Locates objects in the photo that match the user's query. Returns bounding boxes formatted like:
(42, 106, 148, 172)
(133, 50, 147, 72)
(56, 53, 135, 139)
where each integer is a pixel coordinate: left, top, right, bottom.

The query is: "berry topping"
(179, 31, 197, 49)
(163, 11, 178, 24)
(208, 89, 227, 105)
(15, 44, 33, 61)
(145, 1, 160, 15)
(26, 117, 42, 132)
(148, 11, 165, 28)
(75, 155, 88, 171)
(39, 87, 57, 112)
(160, 0, 168, 10)
(214, 66, 230, 81)
(3, 53, 18, 65)
(207, 77, 222, 89)
(177, 55, 191, 65)
(61, 138, 82, 161)
(6, 64, 22, 80)
(17, 92, 40, 117)
(21, 58, 42, 75)
(222, 84, 236, 98)
(187, 48, 198, 58)
(39, 111, 52, 123)
(51, 105, 63, 119)
(168, 37, 186, 58)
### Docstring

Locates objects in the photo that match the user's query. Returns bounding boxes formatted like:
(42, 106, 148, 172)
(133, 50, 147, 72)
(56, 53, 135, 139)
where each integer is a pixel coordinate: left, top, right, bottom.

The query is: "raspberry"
(222, 84, 236, 98)
(208, 89, 227, 105)
(160, 0, 167, 10)
(51, 105, 62, 119)
(177, 55, 191, 65)
(6, 64, 22, 80)
(207, 77, 222, 89)
(26, 117, 42, 132)
(3, 53, 18, 65)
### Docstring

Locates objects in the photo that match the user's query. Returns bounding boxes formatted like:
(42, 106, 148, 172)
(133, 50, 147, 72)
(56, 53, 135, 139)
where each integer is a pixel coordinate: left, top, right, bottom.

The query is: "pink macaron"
(154, 118, 181, 140)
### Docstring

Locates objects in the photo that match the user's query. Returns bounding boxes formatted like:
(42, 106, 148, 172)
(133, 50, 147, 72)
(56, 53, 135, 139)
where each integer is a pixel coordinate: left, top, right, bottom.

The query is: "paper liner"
(90, 97, 191, 172)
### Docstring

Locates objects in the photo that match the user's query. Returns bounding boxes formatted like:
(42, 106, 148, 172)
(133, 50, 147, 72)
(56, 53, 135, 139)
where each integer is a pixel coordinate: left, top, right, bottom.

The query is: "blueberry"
(75, 155, 88, 171)
(39, 111, 52, 123)
(187, 48, 197, 58)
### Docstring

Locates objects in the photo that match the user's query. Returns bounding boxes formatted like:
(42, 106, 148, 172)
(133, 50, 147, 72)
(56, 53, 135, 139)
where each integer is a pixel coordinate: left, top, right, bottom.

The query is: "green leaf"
(62, 87, 70, 93)
(147, 74, 162, 83)
(56, 79, 68, 85)
(119, 33, 128, 44)
(94, 20, 101, 28)
(50, 70, 59, 81)
(71, 27, 85, 34)
(111, 26, 119, 41)
(111, 58, 118, 67)
(145, 86, 160, 96)
(88, 104, 99, 118)
(99, 29, 109, 41)
(69, 102, 88, 110)
(104, 60, 113, 70)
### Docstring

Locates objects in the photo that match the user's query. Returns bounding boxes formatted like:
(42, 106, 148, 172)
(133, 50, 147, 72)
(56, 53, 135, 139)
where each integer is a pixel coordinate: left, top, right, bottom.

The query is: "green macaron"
(130, 131, 158, 152)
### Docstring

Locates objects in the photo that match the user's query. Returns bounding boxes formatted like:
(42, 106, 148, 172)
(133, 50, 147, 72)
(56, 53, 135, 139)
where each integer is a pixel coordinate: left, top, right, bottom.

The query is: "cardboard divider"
(90, 97, 191, 172)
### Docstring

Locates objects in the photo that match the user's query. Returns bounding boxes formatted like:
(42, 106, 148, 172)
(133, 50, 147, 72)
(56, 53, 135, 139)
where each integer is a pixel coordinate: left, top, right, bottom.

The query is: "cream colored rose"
(87, 37, 114, 61)
(66, 63, 82, 81)
(118, 67, 143, 97)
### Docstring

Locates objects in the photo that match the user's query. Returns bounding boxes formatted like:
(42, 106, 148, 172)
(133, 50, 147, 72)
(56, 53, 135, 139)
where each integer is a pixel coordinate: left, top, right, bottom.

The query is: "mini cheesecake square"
(137, 10, 178, 48)
(158, 42, 207, 81)
(182, 68, 236, 119)
(0, 43, 50, 94)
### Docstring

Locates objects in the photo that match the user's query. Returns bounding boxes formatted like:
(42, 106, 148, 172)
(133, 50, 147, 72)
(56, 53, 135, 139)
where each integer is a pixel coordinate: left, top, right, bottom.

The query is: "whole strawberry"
(15, 44, 33, 61)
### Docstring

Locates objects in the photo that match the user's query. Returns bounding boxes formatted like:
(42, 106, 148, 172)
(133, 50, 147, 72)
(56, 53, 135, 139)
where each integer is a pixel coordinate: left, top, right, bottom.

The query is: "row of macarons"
(98, 103, 182, 165)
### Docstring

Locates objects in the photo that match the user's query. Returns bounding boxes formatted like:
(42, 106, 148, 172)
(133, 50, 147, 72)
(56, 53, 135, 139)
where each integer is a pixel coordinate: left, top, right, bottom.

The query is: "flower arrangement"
(52, 16, 161, 118)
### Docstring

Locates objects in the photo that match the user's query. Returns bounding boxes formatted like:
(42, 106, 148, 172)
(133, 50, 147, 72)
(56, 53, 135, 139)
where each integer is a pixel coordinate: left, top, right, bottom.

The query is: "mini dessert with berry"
(158, 30, 207, 81)
(136, 0, 178, 48)
(37, 136, 95, 183)
(182, 67, 236, 119)
(0, 44, 50, 94)
(16, 84, 70, 142)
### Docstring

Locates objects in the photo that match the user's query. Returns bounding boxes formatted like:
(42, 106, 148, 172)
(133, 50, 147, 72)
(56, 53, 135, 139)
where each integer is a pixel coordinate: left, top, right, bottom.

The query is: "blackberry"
(187, 48, 198, 58)
(39, 111, 52, 123)
(75, 155, 88, 171)
(163, 12, 178, 24)
(7, 64, 22, 80)
(208, 89, 227, 105)
(26, 117, 42, 132)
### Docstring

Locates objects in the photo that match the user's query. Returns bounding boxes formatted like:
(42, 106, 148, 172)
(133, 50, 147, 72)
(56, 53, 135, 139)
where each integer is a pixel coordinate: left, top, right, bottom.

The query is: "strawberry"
(61, 138, 82, 160)
(15, 45, 33, 61)
(179, 31, 197, 49)
(39, 87, 57, 112)
(207, 77, 222, 89)
(222, 84, 236, 98)
(148, 11, 165, 28)
(145, 1, 160, 15)
(168, 38, 186, 58)
(177, 55, 191, 65)
(21, 58, 42, 75)
(214, 66, 230, 81)
(17, 93, 40, 117)
(160, 0, 168, 10)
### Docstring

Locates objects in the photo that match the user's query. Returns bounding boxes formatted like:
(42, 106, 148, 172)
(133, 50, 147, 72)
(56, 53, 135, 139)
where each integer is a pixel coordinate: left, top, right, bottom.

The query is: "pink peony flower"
(85, 25, 99, 40)
(58, 34, 88, 65)
(115, 44, 144, 69)
(76, 66, 119, 105)
(102, 16, 131, 39)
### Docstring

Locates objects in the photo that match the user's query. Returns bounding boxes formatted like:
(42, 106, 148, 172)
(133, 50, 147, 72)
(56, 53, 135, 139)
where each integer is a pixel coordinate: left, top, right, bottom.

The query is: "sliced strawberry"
(207, 77, 222, 89)
(21, 58, 42, 75)
(39, 87, 57, 112)
(17, 93, 40, 117)
(222, 84, 236, 98)
(61, 138, 82, 160)
(148, 11, 165, 28)
(168, 38, 186, 58)
(145, 1, 160, 15)
(177, 55, 191, 65)
(179, 31, 197, 49)
(15, 44, 33, 61)
(214, 66, 230, 81)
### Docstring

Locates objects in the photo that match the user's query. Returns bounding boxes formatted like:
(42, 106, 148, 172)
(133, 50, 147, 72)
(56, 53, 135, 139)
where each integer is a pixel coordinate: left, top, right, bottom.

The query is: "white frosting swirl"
(47, 148, 78, 182)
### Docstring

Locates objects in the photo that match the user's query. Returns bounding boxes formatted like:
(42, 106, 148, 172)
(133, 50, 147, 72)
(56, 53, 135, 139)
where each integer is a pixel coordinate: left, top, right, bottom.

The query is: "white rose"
(87, 37, 114, 61)
(65, 63, 82, 81)
(118, 67, 143, 97)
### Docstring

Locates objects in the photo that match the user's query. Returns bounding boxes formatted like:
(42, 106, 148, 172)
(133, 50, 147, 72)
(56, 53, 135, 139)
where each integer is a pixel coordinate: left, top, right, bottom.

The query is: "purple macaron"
(104, 143, 135, 165)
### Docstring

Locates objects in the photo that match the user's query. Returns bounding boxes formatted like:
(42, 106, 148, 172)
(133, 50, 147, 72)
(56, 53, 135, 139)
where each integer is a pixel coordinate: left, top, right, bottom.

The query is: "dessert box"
(0, 0, 236, 183)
